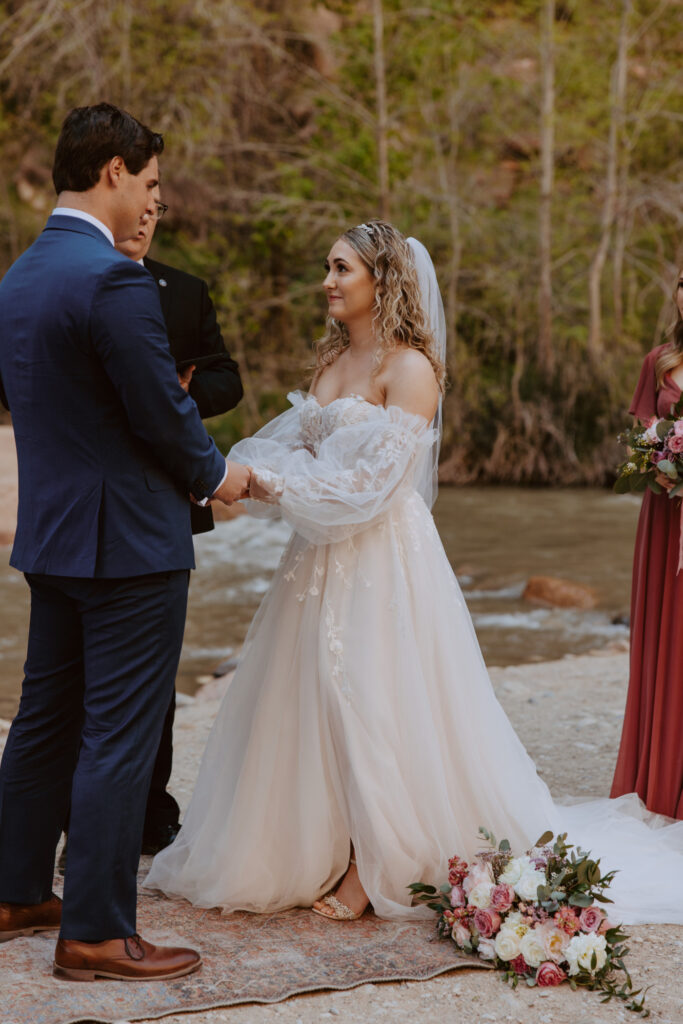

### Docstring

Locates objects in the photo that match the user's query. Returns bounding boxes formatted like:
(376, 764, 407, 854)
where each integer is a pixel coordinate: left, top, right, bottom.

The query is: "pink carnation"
(472, 907, 501, 938)
(579, 906, 605, 933)
(448, 856, 468, 885)
(554, 906, 580, 935)
(536, 961, 567, 987)
(490, 883, 515, 913)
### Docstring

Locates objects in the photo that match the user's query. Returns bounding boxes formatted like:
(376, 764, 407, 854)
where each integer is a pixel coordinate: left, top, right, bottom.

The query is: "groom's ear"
(105, 155, 126, 188)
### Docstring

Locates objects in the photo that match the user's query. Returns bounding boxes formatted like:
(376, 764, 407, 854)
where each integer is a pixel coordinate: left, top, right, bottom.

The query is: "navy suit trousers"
(0, 570, 189, 941)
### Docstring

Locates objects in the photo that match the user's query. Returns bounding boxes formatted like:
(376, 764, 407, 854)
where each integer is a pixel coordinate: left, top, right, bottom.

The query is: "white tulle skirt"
(146, 492, 683, 924)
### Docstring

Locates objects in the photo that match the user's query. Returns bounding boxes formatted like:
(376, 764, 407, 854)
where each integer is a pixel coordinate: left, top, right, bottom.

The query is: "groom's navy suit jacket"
(0, 215, 226, 577)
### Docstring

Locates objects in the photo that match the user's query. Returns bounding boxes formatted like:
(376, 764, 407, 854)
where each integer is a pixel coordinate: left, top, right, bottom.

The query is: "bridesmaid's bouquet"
(614, 396, 683, 496)
(410, 828, 649, 1016)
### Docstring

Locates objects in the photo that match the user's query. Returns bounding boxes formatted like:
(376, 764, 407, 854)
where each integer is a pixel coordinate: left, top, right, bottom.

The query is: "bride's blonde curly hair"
(314, 220, 446, 391)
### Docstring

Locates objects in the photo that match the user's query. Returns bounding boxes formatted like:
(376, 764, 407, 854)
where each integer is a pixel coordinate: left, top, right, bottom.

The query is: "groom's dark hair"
(52, 102, 164, 193)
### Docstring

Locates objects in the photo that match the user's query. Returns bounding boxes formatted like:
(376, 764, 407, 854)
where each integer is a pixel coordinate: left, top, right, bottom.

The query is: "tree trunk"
(587, 0, 631, 362)
(538, 0, 555, 379)
(372, 0, 390, 220)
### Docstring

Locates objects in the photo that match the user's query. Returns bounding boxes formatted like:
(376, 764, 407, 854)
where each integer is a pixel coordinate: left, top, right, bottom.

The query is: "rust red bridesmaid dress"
(611, 344, 683, 818)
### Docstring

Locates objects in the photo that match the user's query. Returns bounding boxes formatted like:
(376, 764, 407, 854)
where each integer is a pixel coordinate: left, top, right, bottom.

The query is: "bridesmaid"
(611, 268, 683, 819)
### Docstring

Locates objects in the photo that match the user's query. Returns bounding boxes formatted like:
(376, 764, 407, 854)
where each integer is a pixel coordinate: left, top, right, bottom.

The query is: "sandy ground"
(0, 429, 681, 1022)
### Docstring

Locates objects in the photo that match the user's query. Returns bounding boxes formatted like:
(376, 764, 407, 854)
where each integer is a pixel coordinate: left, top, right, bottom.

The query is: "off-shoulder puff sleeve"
(629, 347, 663, 421)
(228, 393, 436, 545)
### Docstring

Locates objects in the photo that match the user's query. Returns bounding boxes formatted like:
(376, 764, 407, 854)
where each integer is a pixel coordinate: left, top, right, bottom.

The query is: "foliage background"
(0, 0, 681, 482)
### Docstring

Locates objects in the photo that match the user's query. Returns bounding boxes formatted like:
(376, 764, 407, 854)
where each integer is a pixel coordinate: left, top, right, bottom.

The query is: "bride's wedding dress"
(146, 391, 683, 925)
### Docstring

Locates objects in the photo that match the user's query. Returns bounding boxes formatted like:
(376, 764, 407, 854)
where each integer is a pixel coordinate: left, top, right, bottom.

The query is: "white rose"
(468, 882, 494, 908)
(478, 937, 497, 961)
(494, 927, 522, 962)
(520, 928, 546, 969)
(463, 862, 493, 895)
(565, 933, 607, 976)
(499, 856, 530, 886)
(514, 868, 546, 902)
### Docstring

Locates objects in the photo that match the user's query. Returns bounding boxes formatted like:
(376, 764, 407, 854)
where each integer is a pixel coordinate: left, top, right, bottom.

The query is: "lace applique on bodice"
(299, 394, 378, 454)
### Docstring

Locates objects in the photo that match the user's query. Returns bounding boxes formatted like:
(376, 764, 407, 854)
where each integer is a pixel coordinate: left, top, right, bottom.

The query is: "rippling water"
(0, 487, 641, 718)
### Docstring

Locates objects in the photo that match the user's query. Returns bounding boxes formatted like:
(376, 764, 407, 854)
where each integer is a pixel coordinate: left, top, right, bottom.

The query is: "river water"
(0, 487, 641, 719)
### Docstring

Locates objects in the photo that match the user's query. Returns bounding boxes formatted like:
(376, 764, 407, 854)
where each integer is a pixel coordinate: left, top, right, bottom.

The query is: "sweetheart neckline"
(306, 392, 380, 411)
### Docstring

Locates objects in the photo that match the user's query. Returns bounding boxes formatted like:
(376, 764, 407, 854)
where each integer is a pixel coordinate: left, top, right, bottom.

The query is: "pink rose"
(510, 954, 530, 975)
(536, 961, 567, 987)
(536, 921, 569, 963)
(473, 907, 502, 938)
(674, 420, 683, 437)
(490, 883, 515, 913)
(450, 885, 466, 908)
(452, 923, 471, 947)
(667, 434, 683, 454)
(579, 906, 605, 933)
(651, 450, 667, 464)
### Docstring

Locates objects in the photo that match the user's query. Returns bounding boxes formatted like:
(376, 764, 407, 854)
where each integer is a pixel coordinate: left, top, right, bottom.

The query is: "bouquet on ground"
(410, 828, 648, 1016)
(614, 395, 683, 496)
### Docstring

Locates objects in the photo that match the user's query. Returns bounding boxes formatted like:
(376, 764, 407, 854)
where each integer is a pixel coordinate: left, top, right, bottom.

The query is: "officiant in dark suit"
(116, 208, 243, 854)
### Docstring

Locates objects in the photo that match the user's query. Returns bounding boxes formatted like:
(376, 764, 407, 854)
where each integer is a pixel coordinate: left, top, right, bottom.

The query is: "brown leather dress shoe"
(53, 933, 202, 982)
(0, 894, 62, 942)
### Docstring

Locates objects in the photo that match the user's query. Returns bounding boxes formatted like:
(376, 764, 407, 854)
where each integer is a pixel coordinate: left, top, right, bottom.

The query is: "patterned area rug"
(1, 864, 486, 1024)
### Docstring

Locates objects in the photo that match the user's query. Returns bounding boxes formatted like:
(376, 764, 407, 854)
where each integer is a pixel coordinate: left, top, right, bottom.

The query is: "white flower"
(463, 862, 493, 895)
(514, 868, 546, 902)
(468, 882, 494, 908)
(452, 923, 470, 947)
(499, 856, 530, 886)
(538, 923, 570, 964)
(478, 937, 497, 961)
(565, 932, 608, 976)
(494, 927, 522, 962)
(643, 420, 662, 445)
(520, 928, 546, 969)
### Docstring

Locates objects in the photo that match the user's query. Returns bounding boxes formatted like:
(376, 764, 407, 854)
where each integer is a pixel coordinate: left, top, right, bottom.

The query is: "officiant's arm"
(186, 281, 243, 419)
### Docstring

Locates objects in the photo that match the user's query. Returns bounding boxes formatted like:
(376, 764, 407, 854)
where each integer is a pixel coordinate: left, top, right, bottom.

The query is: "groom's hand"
(212, 461, 251, 504)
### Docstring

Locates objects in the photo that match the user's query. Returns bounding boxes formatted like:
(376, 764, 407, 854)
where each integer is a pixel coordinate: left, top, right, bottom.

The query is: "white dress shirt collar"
(50, 207, 115, 247)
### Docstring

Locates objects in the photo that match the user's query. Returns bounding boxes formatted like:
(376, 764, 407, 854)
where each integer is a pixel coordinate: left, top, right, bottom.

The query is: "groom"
(0, 103, 249, 980)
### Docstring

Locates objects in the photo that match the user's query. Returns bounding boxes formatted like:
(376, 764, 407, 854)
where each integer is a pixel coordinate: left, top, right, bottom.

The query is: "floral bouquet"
(410, 828, 648, 1016)
(614, 395, 683, 496)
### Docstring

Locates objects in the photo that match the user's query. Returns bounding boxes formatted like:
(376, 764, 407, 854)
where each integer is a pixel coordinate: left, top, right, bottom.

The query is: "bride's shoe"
(311, 856, 369, 921)
(311, 893, 366, 921)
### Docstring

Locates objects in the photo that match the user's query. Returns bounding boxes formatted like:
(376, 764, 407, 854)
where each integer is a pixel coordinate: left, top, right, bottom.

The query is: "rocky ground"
(0, 428, 681, 1023)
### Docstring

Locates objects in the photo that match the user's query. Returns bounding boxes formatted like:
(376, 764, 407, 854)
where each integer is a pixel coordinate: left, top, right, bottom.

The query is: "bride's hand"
(249, 475, 273, 502)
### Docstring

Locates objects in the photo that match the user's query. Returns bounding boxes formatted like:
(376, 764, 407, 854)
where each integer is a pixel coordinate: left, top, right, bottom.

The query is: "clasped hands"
(210, 461, 271, 505)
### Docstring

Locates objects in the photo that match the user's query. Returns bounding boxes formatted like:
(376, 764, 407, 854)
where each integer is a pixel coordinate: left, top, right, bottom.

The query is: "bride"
(147, 221, 683, 924)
